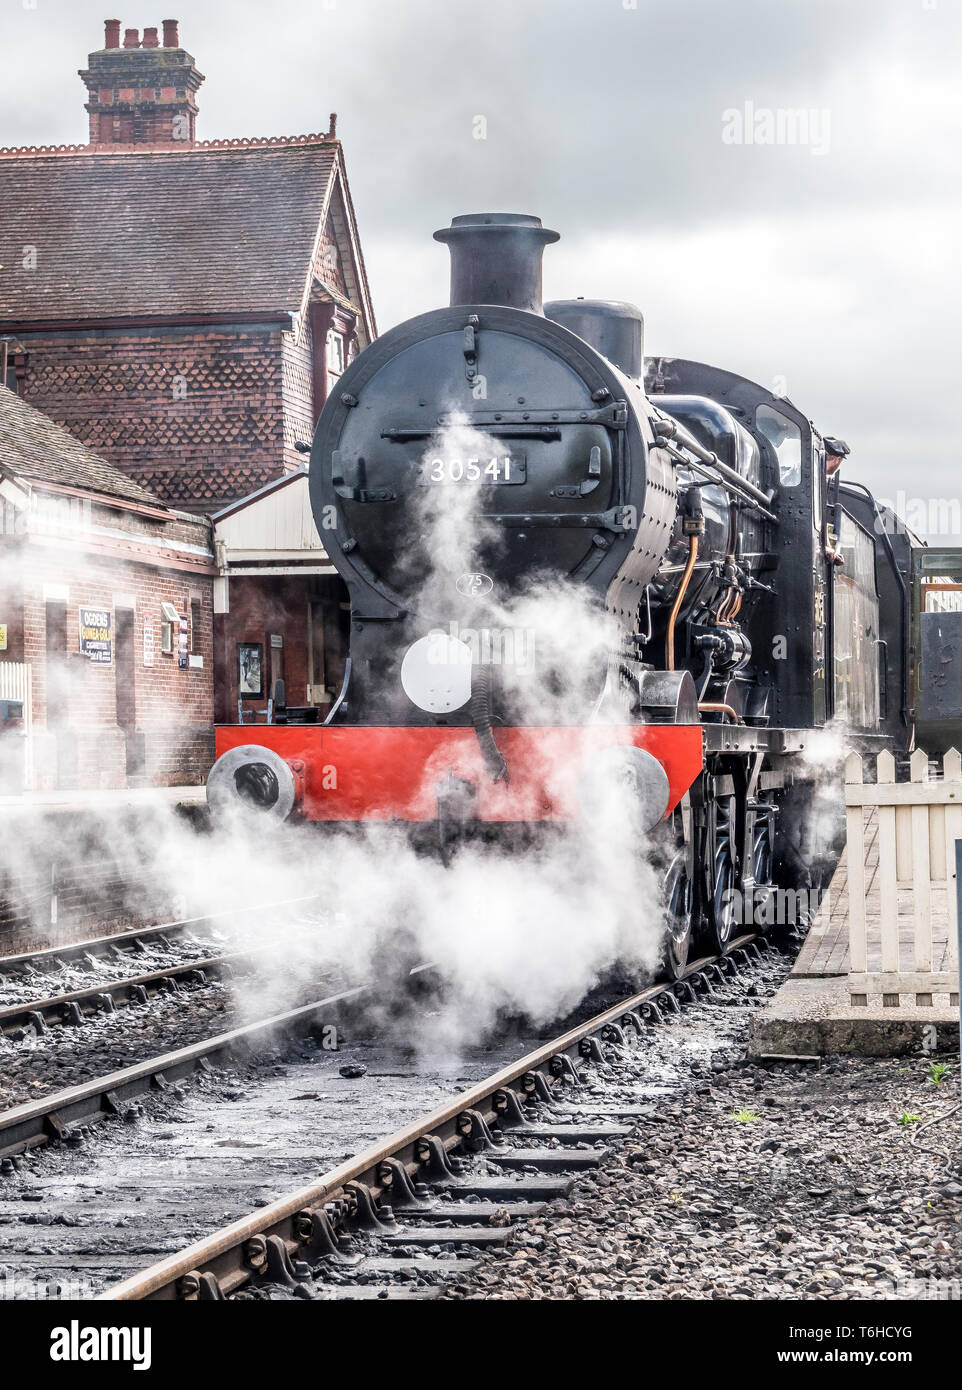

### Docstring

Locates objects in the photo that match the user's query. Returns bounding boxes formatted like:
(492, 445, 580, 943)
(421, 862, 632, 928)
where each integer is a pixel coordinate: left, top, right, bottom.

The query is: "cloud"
(2, 0, 959, 533)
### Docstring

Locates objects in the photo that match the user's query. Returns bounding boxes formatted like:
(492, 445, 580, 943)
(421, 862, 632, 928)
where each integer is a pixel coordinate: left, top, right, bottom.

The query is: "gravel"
(0, 958, 351, 1109)
(0, 981, 238, 1109)
(442, 996, 962, 1300)
(7, 925, 960, 1304)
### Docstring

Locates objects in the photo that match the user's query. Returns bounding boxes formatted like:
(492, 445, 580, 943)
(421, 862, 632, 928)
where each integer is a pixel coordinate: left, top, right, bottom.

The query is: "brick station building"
(0, 385, 215, 791)
(0, 18, 378, 740)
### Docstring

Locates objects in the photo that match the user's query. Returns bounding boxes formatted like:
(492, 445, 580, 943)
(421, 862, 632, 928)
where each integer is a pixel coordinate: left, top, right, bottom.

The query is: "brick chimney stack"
(79, 18, 205, 147)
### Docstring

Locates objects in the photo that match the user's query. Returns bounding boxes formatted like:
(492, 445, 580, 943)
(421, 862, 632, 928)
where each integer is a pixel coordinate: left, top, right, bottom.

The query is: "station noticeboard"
(78, 607, 112, 665)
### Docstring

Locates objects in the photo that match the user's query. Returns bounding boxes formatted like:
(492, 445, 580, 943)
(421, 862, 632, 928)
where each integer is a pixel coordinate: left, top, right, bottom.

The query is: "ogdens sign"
(78, 607, 112, 665)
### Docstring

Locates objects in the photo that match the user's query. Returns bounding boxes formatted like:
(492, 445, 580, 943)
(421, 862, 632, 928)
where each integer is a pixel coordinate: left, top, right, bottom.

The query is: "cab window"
(756, 404, 802, 487)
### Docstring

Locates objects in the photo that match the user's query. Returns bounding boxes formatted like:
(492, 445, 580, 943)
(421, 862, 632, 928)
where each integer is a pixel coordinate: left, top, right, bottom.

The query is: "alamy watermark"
(722, 101, 831, 157)
(875, 493, 962, 538)
(427, 622, 535, 670)
(723, 884, 823, 928)
(1, 491, 93, 539)
(1, 1272, 95, 1301)
(50, 1321, 151, 1370)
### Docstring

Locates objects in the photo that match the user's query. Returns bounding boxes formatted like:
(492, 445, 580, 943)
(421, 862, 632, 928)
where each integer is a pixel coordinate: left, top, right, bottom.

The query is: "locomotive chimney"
(433, 213, 560, 314)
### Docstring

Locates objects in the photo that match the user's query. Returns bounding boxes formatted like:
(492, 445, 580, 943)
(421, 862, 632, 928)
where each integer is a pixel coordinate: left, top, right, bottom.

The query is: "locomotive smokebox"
(433, 213, 560, 314)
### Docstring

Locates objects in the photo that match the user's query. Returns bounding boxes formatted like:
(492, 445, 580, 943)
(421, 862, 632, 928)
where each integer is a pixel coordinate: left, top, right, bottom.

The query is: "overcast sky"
(2, 0, 960, 536)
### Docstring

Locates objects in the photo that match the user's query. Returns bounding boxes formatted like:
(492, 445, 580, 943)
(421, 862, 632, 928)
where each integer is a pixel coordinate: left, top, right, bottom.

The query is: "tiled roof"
(0, 137, 339, 324)
(130, 461, 293, 506)
(0, 385, 165, 507)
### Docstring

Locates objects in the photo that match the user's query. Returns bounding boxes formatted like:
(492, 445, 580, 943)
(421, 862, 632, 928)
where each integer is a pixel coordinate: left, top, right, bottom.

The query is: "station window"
(160, 600, 179, 655)
(923, 578, 962, 613)
(326, 332, 345, 376)
(756, 404, 802, 488)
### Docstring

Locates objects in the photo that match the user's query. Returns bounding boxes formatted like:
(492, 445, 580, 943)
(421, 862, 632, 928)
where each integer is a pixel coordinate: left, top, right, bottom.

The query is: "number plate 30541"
(418, 454, 526, 485)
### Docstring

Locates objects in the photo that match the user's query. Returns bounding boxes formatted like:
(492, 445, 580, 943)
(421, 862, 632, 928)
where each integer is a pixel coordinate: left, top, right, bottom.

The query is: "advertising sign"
(78, 607, 112, 665)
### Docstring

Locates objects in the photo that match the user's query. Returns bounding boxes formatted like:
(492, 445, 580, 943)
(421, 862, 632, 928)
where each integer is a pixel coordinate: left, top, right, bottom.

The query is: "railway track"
(95, 935, 768, 1302)
(0, 979, 388, 1163)
(0, 952, 248, 1040)
(0, 893, 332, 1045)
(0, 892, 322, 984)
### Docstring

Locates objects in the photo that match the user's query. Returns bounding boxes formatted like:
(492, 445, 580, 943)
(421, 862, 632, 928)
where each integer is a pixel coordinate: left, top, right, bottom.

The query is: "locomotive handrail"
(652, 414, 775, 511)
(380, 402, 629, 439)
(488, 508, 636, 531)
(654, 437, 778, 523)
(382, 424, 562, 441)
(435, 403, 629, 427)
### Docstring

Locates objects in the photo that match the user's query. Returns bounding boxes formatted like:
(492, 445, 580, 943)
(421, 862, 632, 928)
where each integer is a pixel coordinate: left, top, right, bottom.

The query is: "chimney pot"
(84, 15, 200, 147)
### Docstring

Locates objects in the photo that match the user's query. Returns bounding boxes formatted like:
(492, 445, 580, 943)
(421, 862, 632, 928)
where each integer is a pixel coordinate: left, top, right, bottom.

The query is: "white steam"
(2, 416, 670, 1062)
(234, 414, 667, 1049)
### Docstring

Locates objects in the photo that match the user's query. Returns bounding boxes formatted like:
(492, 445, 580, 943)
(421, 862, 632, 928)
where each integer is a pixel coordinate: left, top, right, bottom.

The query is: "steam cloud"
(227, 413, 669, 1052)
(1, 415, 670, 1064)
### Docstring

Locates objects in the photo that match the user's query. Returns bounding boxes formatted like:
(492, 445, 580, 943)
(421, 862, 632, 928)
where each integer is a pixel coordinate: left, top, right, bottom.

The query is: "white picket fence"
(0, 661, 33, 791)
(845, 747, 960, 1007)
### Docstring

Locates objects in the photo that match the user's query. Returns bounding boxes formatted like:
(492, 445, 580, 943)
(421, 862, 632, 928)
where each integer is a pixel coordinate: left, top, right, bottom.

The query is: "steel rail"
(0, 950, 251, 1038)
(0, 892, 324, 976)
(102, 936, 760, 1302)
(0, 981, 374, 1162)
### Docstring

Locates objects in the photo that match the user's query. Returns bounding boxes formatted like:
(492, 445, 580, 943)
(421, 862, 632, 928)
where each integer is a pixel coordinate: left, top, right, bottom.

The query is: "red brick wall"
(16, 326, 302, 511)
(3, 500, 215, 788)
(11, 197, 366, 515)
(0, 808, 181, 952)
(87, 104, 198, 146)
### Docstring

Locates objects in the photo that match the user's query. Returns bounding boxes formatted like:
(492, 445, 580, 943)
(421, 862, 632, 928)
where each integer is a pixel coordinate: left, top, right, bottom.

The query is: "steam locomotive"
(208, 213, 962, 975)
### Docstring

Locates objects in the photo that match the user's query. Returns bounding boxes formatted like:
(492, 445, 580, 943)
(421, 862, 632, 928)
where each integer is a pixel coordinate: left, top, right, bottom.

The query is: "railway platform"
(0, 785, 206, 820)
(0, 785, 208, 955)
(749, 809, 958, 1058)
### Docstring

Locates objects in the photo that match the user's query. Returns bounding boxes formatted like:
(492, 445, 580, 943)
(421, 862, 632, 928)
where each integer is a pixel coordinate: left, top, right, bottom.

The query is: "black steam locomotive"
(208, 213, 961, 976)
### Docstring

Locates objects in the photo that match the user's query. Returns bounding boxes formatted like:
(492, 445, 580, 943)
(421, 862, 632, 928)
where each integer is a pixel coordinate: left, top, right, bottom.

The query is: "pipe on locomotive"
(666, 535, 699, 670)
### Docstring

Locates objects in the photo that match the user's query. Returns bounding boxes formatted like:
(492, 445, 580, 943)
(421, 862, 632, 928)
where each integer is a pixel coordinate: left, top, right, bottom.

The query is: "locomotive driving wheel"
(707, 793, 739, 953)
(749, 799, 776, 931)
(662, 846, 694, 980)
